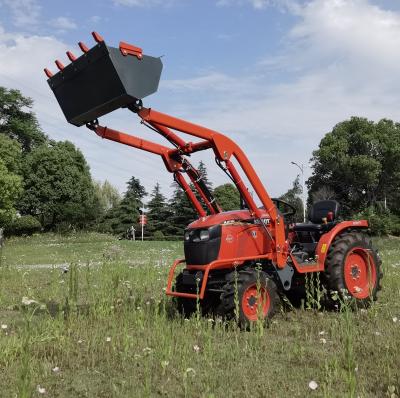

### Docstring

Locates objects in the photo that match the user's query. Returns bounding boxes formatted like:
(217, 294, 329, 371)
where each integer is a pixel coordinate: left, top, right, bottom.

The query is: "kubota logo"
(226, 234, 234, 243)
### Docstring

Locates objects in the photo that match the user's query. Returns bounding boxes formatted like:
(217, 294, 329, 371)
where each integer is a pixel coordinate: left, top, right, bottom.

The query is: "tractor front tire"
(174, 272, 197, 318)
(324, 231, 383, 308)
(219, 267, 280, 329)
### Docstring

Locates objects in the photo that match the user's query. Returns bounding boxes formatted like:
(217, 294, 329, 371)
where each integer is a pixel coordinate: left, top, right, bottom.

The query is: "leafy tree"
(146, 183, 172, 238)
(214, 183, 240, 211)
(0, 87, 47, 152)
(100, 177, 146, 235)
(19, 141, 99, 230)
(308, 117, 400, 216)
(0, 134, 22, 174)
(279, 175, 304, 222)
(0, 159, 22, 226)
(94, 180, 121, 213)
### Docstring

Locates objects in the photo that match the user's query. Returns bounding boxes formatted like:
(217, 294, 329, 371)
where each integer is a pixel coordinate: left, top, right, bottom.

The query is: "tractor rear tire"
(324, 231, 383, 308)
(219, 267, 280, 329)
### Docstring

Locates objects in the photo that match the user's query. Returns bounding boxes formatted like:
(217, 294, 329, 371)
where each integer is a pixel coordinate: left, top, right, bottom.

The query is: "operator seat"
(293, 200, 340, 233)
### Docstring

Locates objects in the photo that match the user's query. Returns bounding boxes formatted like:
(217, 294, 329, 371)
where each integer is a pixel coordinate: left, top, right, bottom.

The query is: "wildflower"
(22, 297, 37, 306)
(52, 366, 60, 373)
(318, 331, 325, 336)
(308, 380, 318, 390)
(320, 338, 327, 344)
(37, 385, 46, 394)
(393, 317, 398, 323)
(106, 337, 111, 342)
(161, 360, 169, 368)
(193, 344, 200, 353)
(146, 301, 150, 305)
(1, 324, 7, 330)
(185, 368, 196, 376)
(374, 331, 382, 336)
(143, 347, 152, 354)
(77, 339, 83, 344)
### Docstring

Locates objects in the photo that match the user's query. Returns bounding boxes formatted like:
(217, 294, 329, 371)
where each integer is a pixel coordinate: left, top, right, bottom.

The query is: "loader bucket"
(46, 33, 163, 126)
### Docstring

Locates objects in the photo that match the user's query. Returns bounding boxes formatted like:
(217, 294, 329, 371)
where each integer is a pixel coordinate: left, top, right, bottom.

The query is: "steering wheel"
(271, 198, 297, 218)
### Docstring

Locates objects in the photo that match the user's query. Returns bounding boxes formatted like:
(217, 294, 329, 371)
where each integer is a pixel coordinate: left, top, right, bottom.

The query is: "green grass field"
(0, 233, 399, 397)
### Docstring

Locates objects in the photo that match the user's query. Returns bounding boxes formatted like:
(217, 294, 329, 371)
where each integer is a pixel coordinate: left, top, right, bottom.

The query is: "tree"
(214, 183, 240, 211)
(279, 175, 304, 222)
(0, 159, 22, 226)
(308, 117, 400, 216)
(0, 87, 47, 152)
(169, 182, 196, 236)
(146, 183, 172, 238)
(94, 180, 121, 213)
(100, 176, 146, 235)
(19, 141, 100, 230)
(0, 134, 22, 174)
(197, 160, 213, 191)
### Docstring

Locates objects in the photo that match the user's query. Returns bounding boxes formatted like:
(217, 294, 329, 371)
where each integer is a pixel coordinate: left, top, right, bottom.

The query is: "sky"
(1, 0, 400, 201)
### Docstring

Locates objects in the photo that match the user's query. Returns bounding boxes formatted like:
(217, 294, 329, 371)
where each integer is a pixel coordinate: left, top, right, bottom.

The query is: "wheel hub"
(350, 264, 361, 279)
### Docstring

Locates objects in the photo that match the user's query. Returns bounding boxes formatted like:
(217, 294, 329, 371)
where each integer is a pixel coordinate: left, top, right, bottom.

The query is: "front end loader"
(45, 33, 383, 328)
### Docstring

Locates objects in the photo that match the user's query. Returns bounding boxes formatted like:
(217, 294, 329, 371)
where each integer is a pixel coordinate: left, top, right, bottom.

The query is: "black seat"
(293, 200, 340, 233)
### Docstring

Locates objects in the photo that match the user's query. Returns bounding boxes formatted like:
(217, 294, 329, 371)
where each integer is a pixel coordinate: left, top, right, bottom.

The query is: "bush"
(7, 215, 42, 236)
(355, 207, 400, 236)
(153, 230, 165, 241)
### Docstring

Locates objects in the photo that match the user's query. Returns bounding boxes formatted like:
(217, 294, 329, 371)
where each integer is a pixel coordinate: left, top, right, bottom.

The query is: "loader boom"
(87, 102, 287, 268)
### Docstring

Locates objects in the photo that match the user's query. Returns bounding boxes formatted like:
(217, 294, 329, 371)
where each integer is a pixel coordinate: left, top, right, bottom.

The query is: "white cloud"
(49, 17, 77, 31)
(216, 0, 288, 9)
(113, 0, 178, 7)
(0, 0, 41, 28)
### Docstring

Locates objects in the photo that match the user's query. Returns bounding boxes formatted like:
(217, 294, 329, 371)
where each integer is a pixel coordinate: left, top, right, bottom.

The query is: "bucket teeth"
(44, 68, 53, 78)
(92, 31, 104, 43)
(66, 51, 77, 61)
(78, 41, 89, 53)
(55, 60, 65, 70)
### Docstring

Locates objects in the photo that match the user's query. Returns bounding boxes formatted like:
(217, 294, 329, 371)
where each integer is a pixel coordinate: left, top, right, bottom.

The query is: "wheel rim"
(344, 247, 377, 299)
(242, 284, 270, 321)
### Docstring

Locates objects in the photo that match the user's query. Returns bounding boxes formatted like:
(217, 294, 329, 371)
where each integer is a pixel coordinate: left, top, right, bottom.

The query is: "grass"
(0, 233, 399, 397)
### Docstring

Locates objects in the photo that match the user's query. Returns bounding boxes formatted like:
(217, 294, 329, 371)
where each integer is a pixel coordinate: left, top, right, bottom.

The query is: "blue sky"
(1, 0, 400, 201)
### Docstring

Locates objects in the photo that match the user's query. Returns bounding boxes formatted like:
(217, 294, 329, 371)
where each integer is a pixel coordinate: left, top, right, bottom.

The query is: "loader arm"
(87, 104, 287, 268)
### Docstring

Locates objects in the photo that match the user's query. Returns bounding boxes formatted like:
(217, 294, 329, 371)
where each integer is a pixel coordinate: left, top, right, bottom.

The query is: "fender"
(316, 220, 369, 267)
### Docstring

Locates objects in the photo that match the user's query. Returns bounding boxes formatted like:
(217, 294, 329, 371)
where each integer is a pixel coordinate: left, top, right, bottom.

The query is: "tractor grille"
(184, 225, 221, 265)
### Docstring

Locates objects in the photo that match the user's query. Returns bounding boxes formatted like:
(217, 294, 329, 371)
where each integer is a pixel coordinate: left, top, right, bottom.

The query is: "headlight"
(184, 231, 190, 241)
(199, 230, 210, 241)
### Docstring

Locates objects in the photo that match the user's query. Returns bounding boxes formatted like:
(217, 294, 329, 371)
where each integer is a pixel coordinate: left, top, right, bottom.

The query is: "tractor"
(44, 33, 383, 328)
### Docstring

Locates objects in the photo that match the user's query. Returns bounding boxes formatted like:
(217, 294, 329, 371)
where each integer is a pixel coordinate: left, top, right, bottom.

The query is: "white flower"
(320, 338, 327, 344)
(106, 337, 111, 342)
(374, 331, 382, 336)
(193, 344, 200, 353)
(37, 385, 46, 394)
(1, 324, 8, 330)
(318, 331, 325, 335)
(185, 368, 196, 376)
(308, 380, 318, 390)
(392, 317, 398, 323)
(77, 339, 83, 344)
(161, 360, 169, 368)
(22, 297, 37, 306)
(52, 366, 60, 373)
(143, 347, 152, 354)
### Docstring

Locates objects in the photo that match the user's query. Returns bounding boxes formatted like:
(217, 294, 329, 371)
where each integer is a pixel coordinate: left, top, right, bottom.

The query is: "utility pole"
(291, 161, 306, 223)
(141, 202, 145, 242)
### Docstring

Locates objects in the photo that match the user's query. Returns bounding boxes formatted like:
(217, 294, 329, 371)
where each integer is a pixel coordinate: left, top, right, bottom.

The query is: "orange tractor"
(45, 33, 383, 327)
